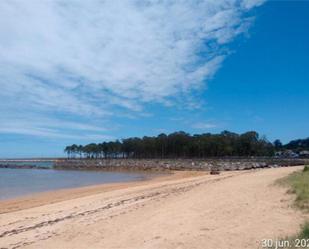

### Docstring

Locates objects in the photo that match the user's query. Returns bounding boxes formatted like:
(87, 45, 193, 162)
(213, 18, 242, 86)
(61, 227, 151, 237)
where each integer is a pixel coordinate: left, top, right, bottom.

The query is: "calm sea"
(0, 160, 54, 168)
(0, 167, 151, 200)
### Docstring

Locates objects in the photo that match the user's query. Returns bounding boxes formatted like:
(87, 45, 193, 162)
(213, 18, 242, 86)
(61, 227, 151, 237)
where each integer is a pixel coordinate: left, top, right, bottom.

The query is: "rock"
(53, 158, 308, 172)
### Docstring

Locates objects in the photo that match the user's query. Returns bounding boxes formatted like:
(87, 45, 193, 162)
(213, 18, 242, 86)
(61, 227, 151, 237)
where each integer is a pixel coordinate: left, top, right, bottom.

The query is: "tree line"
(273, 138, 309, 151)
(64, 130, 276, 159)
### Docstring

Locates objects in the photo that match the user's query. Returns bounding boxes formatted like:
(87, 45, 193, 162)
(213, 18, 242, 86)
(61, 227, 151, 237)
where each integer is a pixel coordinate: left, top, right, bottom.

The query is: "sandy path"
(0, 167, 306, 249)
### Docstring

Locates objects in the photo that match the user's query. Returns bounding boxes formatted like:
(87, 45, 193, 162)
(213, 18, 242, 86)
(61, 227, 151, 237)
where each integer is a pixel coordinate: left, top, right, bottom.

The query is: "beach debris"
(210, 166, 220, 175)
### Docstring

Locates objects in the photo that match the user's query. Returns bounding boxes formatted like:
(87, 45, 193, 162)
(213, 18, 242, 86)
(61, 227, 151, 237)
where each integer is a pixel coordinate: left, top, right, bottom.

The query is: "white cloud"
(191, 122, 217, 130)
(0, 116, 113, 140)
(242, 0, 266, 9)
(0, 0, 265, 138)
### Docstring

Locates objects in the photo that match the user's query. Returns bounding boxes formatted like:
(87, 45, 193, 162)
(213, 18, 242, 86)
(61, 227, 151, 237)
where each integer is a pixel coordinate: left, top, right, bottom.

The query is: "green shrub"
(299, 222, 309, 238)
(277, 167, 309, 211)
(268, 170, 309, 248)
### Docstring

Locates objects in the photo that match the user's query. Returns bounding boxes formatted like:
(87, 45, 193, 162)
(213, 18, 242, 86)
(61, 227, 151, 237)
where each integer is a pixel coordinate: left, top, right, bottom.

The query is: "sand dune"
(0, 167, 305, 249)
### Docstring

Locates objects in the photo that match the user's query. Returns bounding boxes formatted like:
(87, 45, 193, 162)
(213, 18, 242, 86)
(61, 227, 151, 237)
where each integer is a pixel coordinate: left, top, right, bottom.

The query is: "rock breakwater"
(54, 158, 308, 171)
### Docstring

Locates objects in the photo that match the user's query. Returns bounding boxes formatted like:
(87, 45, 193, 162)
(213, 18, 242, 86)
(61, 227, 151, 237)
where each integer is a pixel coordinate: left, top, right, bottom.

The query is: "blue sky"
(0, 0, 308, 158)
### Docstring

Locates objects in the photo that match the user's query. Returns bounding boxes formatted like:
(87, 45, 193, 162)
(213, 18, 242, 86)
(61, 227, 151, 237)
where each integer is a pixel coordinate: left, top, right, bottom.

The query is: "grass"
(265, 166, 309, 248)
(299, 222, 309, 238)
(276, 165, 309, 211)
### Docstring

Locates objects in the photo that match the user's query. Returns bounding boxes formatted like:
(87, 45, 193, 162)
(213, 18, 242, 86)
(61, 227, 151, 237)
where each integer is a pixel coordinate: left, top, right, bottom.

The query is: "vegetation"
(268, 166, 309, 249)
(266, 223, 309, 249)
(64, 130, 275, 159)
(285, 138, 309, 151)
(277, 166, 309, 211)
(274, 138, 309, 152)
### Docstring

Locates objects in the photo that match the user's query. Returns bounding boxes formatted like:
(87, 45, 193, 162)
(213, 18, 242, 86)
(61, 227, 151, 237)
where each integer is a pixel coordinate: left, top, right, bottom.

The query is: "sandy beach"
(0, 167, 306, 249)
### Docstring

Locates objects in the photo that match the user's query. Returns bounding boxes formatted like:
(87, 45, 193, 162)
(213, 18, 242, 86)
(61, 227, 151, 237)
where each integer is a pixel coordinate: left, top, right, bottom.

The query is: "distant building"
(275, 150, 299, 158)
(299, 150, 309, 158)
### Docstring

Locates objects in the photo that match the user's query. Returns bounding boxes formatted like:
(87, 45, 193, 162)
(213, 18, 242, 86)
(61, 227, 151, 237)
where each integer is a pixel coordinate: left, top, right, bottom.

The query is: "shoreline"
(0, 170, 205, 214)
(0, 166, 305, 249)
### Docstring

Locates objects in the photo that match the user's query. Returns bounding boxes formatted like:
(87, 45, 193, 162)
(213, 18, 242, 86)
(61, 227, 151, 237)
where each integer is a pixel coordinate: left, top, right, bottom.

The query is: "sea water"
(0, 167, 150, 200)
